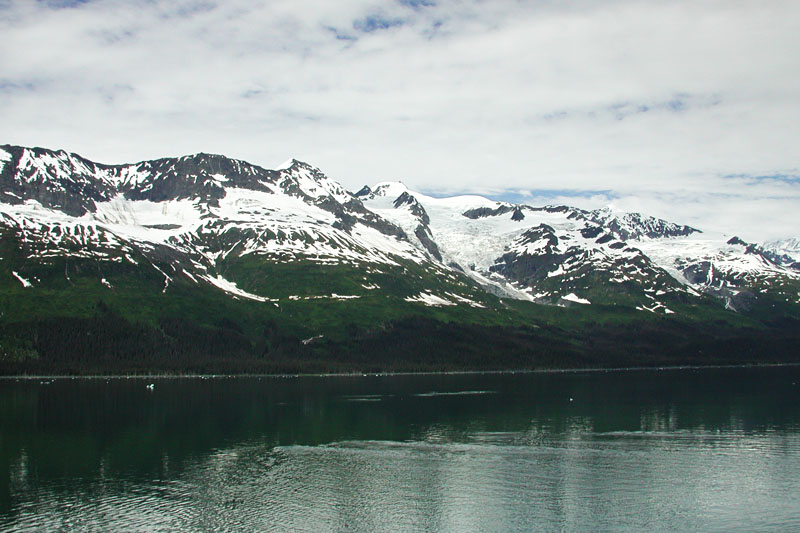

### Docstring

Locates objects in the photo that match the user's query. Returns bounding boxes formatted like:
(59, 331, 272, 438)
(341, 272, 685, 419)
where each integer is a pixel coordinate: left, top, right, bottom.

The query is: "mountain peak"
(274, 158, 314, 171)
(353, 185, 372, 198)
(370, 182, 408, 199)
(273, 158, 296, 171)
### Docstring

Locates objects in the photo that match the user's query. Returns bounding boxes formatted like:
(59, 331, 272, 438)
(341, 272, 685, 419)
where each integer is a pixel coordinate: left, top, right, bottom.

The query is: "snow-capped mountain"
(358, 181, 800, 313)
(2, 144, 798, 317)
(0, 144, 495, 310)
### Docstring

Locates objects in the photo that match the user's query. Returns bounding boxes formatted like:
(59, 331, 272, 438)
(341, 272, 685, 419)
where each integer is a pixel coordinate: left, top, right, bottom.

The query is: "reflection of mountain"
(1, 369, 799, 530)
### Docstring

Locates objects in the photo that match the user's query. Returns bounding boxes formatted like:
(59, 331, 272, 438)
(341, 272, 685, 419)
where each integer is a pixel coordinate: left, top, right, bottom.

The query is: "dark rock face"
(682, 261, 714, 285)
(447, 262, 465, 272)
(489, 225, 562, 285)
(415, 226, 442, 261)
(510, 207, 525, 221)
(700, 285, 756, 312)
(0, 145, 117, 216)
(580, 225, 603, 239)
(462, 205, 514, 219)
(353, 185, 372, 197)
(491, 251, 561, 287)
(393, 192, 431, 226)
(728, 290, 756, 311)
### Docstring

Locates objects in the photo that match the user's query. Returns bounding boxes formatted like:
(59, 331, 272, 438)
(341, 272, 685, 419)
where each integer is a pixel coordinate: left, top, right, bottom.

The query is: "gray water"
(1, 366, 799, 531)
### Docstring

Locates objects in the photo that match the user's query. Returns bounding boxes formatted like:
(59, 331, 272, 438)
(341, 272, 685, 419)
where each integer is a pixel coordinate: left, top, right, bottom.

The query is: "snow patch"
(636, 303, 675, 314)
(101, 278, 113, 289)
(562, 293, 591, 305)
(91, 195, 204, 242)
(202, 275, 277, 302)
(11, 271, 32, 288)
(301, 334, 324, 345)
(404, 292, 455, 306)
(150, 263, 172, 293)
(288, 294, 361, 301)
(446, 292, 487, 308)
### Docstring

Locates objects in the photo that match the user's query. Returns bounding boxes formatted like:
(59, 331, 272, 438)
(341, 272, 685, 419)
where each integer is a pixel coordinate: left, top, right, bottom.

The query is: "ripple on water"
(9, 431, 796, 532)
(2, 368, 800, 531)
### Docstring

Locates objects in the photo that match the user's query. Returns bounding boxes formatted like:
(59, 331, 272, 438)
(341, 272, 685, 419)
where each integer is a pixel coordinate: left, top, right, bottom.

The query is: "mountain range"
(1, 144, 798, 374)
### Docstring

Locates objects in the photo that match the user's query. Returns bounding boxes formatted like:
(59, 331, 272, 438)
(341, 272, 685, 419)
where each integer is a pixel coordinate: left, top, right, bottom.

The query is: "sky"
(1, 0, 798, 241)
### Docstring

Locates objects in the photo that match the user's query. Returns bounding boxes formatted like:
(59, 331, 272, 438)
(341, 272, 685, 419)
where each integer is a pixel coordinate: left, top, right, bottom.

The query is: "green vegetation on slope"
(1, 220, 798, 375)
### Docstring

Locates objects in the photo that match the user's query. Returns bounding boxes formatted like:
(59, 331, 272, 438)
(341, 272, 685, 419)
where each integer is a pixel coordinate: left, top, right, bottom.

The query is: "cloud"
(353, 13, 407, 33)
(0, 0, 798, 241)
(35, 0, 92, 8)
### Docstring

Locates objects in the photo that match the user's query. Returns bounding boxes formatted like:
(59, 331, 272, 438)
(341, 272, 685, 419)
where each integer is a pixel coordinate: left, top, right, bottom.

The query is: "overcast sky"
(1, 0, 798, 241)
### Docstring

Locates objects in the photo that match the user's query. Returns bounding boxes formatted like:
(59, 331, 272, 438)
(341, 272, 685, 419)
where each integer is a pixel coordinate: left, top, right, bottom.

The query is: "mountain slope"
(1, 144, 798, 374)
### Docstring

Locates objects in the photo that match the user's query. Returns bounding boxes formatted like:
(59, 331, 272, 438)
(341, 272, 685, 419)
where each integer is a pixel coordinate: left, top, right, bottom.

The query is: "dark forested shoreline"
(2, 311, 798, 376)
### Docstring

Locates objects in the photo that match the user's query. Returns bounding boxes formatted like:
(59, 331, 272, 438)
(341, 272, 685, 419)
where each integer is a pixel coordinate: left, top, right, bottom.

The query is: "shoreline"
(2, 361, 799, 381)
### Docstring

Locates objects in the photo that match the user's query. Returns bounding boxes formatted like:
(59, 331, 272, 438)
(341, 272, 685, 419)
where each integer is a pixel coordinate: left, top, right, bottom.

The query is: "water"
(1, 366, 799, 531)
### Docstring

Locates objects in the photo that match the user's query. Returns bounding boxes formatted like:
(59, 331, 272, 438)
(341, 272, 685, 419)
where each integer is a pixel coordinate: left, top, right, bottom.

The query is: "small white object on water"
(146, 384, 155, 390)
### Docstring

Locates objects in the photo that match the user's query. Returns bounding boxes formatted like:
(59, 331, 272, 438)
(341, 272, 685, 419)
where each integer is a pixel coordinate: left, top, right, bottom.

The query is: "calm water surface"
(1, 366, 799, 531)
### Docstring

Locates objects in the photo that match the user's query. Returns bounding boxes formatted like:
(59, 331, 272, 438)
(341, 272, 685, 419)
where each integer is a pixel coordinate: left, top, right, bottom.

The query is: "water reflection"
(1, 367, 799, 531)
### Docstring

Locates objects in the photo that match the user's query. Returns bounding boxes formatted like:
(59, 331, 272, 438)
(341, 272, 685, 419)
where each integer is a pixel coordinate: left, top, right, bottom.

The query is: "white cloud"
(1, 0, 798, 241)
